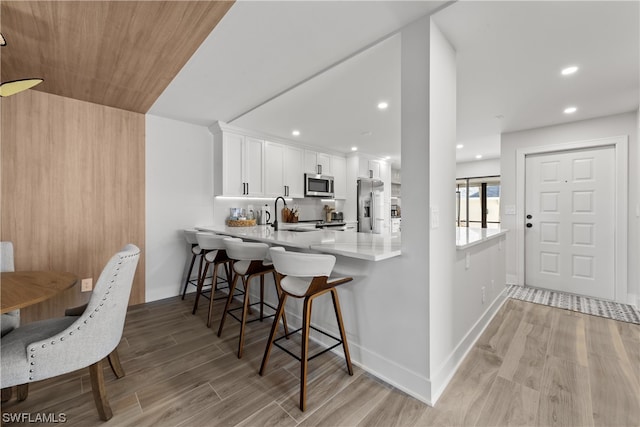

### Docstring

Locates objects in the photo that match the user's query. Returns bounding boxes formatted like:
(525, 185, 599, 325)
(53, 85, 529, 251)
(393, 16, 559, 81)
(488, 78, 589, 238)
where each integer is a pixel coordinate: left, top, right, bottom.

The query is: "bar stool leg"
(192, 258, 211, 315)
(217, 273, 240, 337)
(238, 275, 253, 358)
(331, 288, 353, 375)
(273, 271, 289, 336)
(300, 295, 314, 411)
(259, 293, 288, 375)
(259, 275, 265, 321)
(181, 253, 197, 300)
(207, 261, 222, 328)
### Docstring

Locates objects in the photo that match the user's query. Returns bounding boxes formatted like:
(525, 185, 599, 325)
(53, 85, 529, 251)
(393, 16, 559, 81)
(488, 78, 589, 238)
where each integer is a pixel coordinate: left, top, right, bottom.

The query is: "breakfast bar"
(196, 225, 401, 261)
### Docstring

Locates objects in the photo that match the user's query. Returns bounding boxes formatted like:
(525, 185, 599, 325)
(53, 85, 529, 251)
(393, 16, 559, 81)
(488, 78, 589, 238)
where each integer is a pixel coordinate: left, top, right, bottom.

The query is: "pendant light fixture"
(0, 32, 44, 97)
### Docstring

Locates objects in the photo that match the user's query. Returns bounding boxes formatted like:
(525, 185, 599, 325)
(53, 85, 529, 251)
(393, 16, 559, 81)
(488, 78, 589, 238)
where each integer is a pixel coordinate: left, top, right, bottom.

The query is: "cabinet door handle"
(318, 164, 322, 175)
(243, 182, 247, 195)
(246, 183, 249, 194)
(286, 185, 289, 197)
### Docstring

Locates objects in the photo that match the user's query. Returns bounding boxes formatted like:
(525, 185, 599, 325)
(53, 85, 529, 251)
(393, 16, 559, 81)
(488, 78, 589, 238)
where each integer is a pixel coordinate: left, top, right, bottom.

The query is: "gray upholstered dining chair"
(0, 244, 140, 421)
(1, 241, 20, 337)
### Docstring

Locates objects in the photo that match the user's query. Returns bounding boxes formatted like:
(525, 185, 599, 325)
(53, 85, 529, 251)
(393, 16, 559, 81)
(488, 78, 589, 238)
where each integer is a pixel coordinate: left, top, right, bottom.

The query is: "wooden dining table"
(1, 271, 78, 314)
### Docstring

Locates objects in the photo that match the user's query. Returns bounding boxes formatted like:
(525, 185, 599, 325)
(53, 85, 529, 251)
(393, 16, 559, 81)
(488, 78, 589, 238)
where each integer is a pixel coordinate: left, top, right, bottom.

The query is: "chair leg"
(259, 293, 288, 376)
(1, 387, 12, 402)
(107, 349, 125, 379)
(331, 288, 353, 376)
(260, 274, 265, 321)
(181, 253, 197, 300)
(217, 273, 240, 337)
(225, 262, 232, 288)
(16, 384, 28, 401)
(207, 262, 222, 328)
(192, 259, 210, 315)
(89, 359, 113, 421)
(300, 296, 313, 411)
(238, 275, 252, 358)
(272, 271, 289, 336)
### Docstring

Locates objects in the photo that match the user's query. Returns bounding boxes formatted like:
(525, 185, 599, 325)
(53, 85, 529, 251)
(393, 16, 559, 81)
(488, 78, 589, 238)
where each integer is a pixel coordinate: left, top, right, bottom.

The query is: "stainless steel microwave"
(304, 173, 334, 197)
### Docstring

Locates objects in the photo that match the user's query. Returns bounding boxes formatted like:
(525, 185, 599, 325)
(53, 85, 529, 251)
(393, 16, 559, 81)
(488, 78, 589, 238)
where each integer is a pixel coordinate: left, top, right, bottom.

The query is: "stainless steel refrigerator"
(357, 178, 385, 233)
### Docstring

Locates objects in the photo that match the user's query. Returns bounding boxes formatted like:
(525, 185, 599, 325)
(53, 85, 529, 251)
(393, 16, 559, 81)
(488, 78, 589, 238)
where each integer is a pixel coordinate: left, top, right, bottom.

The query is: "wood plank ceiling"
(0, 1, 234, 113)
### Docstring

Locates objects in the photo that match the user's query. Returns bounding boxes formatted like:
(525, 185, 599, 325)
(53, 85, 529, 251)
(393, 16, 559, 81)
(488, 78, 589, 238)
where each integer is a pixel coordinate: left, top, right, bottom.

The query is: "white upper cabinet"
(264, 142, 304, 198)
(212, 123, 264, 197)
(305, 150, 332, 175)
(359, 158, 384, 179)
(221, 132, 245, 196)
(243, 136, 264, 196)
(331, 155, 347, 199)
(284, 145, 304, 198)
(212, 122, 343, 200)
(264, 141, 285, 197)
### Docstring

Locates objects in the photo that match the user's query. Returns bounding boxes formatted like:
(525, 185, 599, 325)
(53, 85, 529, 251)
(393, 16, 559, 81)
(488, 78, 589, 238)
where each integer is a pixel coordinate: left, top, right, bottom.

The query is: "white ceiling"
(150, 1, 639, 166)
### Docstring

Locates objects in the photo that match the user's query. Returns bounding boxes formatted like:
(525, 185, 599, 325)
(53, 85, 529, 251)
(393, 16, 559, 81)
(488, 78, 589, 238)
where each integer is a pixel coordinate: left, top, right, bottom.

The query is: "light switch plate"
(81, 278, 93, 292)
(430, 206, 440, 229)
(504, 205, 516, 215)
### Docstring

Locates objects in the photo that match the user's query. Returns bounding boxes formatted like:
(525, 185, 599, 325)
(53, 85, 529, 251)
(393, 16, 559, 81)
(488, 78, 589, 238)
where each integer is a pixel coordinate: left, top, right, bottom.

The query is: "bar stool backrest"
(223, 238, 269, 261)
(183, 229, 199, 245)
(197, 232, 228, 262)
(269, 247, 335, 278)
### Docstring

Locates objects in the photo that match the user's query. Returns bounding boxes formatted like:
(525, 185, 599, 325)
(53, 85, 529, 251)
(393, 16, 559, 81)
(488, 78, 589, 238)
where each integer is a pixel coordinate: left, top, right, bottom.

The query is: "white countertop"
(196, 225, 401, 261)
(456, 227, 508, 250)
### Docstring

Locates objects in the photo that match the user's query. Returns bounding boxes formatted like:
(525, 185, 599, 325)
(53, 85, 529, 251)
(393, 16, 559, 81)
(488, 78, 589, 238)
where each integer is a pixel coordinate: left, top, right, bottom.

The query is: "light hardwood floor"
(2, 293, 639, 426)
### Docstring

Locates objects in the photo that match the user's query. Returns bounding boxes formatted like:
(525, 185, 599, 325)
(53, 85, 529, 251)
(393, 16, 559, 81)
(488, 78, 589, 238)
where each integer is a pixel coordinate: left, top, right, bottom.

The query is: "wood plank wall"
(1, 90, 145, 324)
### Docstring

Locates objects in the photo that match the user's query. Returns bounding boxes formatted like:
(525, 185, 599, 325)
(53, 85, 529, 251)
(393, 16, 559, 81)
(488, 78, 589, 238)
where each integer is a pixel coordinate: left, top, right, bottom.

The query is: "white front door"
(525, 146, 615, 299)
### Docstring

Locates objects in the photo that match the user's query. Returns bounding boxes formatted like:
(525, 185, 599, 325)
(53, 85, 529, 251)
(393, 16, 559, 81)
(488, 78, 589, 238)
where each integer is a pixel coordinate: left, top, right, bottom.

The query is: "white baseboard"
(280, 306, 434, 406)
(628, 293, 639, 309)
(429, 288, 509, 404)
(506, 274, 518, 285)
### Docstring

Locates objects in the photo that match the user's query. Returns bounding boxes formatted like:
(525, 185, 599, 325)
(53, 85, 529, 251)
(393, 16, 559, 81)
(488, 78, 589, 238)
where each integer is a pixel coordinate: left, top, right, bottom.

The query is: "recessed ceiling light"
(564, 106, 577, 114)
(377, 102, 388, 110)
(351, 146, 358, 151)
(384, 156, 391, 160)
(456, 144, 464, 149)
(361, 131, 372, 137)
(292, 130, 300, 136)
(561, 66, 579, 76)
(475, 154, 483, 159)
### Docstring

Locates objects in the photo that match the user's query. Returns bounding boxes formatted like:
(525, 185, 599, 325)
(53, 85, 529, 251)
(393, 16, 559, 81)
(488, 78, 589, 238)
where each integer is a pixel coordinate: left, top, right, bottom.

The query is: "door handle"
(526, 223, 533, 228)
(526, 214, 532, 219)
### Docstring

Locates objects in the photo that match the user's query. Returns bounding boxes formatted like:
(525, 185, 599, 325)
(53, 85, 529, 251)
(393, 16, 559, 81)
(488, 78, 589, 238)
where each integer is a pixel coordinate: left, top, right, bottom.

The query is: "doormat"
(506, 284, 640, 325)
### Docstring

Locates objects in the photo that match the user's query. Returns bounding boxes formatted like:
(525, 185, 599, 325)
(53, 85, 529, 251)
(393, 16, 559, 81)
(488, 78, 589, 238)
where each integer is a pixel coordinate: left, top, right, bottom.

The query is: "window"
(456, 176, 500, 228)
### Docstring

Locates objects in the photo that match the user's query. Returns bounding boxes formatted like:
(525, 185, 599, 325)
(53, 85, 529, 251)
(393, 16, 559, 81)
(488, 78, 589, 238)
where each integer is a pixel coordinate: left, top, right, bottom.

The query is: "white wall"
(145, 114, 214, 302)
(427, 19, 459, 400)
(637, 109, 640, 307)
(456, 157, 501, 178)
(501, 111, 639, 303)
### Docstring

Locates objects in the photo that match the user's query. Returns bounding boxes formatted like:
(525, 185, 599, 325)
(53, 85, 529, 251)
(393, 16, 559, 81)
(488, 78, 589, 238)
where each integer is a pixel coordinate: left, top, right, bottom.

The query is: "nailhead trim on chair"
(25, 252, 139, 381)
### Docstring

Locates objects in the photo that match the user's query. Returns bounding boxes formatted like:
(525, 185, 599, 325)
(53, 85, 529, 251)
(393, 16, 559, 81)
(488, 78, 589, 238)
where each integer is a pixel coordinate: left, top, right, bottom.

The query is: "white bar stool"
(217, 238, 288, 358)
(259, 247, 354, 411)
(181, 229, 204, 300)
(193, 232, 234, 324)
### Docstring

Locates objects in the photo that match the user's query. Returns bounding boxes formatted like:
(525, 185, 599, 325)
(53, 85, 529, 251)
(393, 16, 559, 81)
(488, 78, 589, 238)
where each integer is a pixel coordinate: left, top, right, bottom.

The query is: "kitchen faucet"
(272, 196, 287, 231)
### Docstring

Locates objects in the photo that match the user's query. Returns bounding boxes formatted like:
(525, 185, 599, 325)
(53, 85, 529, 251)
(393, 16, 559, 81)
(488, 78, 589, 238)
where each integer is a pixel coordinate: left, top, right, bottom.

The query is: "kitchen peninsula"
(196, 225, 401, 261)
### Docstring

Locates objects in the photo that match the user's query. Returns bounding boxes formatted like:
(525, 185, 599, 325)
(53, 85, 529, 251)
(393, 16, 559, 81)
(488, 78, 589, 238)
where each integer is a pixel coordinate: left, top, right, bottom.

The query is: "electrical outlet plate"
(81, 278, 93, 292)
